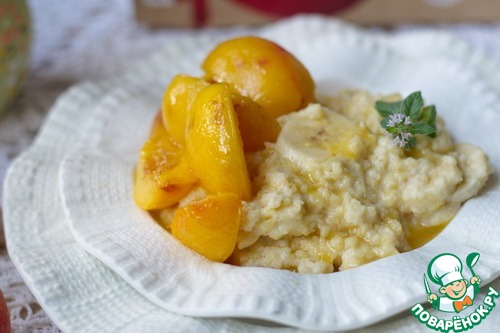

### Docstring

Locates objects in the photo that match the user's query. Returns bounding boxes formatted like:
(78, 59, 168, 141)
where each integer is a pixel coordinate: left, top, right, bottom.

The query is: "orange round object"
(134, 114, 197, 210)
(202, 36, 315, 118)
(186, 83, 252, 200)
(162, 75, 210, 146)
(171, 193, 241, 262)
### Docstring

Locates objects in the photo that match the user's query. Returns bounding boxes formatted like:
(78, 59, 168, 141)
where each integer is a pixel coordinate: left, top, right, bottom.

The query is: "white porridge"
(229, 90, 493, 274)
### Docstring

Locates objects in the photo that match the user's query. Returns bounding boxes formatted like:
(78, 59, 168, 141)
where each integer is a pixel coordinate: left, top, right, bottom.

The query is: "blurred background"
(135, 0, 500, 27)
(1, 0, 500, 331)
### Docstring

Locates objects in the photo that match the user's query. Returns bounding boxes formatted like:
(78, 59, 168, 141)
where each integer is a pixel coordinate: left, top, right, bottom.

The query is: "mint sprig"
(375, 91, 437, 150)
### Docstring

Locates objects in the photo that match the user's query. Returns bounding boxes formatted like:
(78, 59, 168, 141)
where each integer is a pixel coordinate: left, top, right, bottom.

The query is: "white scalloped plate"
(57, 17, 500, 331)
(4, 17, 500, 332)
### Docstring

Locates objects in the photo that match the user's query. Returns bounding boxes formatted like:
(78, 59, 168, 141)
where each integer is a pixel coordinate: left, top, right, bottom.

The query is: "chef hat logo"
(427, 253, 464, 286)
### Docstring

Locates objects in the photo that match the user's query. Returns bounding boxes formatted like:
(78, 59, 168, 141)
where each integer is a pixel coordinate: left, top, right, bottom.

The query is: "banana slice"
(276, 104, 375, 171)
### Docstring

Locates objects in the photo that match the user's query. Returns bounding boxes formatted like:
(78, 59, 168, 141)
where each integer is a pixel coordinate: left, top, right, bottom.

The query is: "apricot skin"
(133, 114, 197, 210)
(162, 75, 210, 145)
(202, 36, 315, 118)
(171, 193, 241, 262)
(231, 94, 281, 152)
(186, 83, 252, 200)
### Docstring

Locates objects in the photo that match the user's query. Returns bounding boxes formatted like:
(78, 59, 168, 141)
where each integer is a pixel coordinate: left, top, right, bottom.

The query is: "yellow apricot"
(202, 36, 315, 118)
(171, 193, 241, 262)
(162, 75, 210, 145)
(231, 94, 281, 152)
(134, 114, 197, 210)
(186, 83, 252, 200)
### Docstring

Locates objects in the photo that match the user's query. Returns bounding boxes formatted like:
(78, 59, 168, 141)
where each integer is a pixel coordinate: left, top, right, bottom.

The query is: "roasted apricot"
(202, 36, 315, 118)
(134, 114, 197, 210)
(186, 83, 252, 200)
(232, 94, 281, 152)
(171, 193, 241, 262)
(162, 75, 210, 145)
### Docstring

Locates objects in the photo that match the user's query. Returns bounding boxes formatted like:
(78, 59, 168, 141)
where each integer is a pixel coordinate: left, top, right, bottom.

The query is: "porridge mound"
(229, 90, 493, 274)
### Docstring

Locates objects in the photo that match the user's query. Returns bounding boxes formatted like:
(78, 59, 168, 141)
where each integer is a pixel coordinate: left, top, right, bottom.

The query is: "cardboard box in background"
(135, 0, 500, 28)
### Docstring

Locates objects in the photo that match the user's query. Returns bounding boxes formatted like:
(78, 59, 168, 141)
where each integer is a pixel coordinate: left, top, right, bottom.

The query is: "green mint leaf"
(404, 91, 424, 118)
(419, 105, 436, 123)
(375, 91, 438, 151)
(404, 136, 417, 150)
(375, 100, 403, 117)
(380, 117, 390, 129)
(410, 122, 436, 135)
(419, 105, 437, 138)
(387, 127, 399, 134)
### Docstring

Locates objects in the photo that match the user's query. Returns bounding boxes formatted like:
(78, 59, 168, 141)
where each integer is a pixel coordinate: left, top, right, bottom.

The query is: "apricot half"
(162, 75, 210, 145)
(171, 193, 241, 262)
(232, 94, 281, 152)
(202, 36, 315, 118)
(186, 83, 252, 200)
(134, 114, 197, 210)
